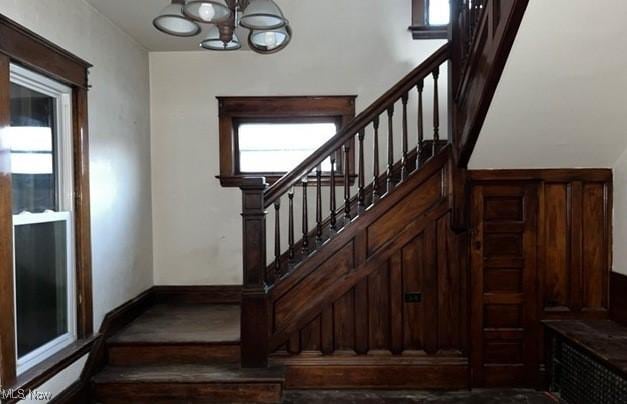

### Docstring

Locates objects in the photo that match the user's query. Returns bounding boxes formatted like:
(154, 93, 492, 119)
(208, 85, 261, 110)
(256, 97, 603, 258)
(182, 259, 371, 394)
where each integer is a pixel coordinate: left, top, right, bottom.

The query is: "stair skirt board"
(272, 355, 469, 389)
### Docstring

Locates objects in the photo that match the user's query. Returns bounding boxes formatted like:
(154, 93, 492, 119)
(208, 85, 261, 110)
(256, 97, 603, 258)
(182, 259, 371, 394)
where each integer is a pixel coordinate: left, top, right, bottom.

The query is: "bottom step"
(92, 364, 285, 403)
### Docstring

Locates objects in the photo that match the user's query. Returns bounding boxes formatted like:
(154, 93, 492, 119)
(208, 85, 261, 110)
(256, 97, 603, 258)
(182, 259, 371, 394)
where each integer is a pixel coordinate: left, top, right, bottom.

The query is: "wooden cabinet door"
(470, 183, 538, 387)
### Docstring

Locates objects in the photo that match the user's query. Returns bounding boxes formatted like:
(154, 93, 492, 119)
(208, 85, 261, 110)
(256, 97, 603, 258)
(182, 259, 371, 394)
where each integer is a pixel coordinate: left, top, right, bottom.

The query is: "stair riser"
(107, 344, 240, 366)
(93, 382, 282, 404)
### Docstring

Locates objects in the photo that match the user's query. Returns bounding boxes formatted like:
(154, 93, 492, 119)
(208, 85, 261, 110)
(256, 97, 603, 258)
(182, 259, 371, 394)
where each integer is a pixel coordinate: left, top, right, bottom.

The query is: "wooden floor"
(109, 303, 240, 344)
(283, 389, 556, 403)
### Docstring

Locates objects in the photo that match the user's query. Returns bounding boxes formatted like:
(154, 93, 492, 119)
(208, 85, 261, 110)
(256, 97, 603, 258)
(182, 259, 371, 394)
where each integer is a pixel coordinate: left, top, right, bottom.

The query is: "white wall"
(614, 149, 627, 276)
(469, 0, 627, 169)
(0, 0, 153, 400)
(150, 0, 445, 285)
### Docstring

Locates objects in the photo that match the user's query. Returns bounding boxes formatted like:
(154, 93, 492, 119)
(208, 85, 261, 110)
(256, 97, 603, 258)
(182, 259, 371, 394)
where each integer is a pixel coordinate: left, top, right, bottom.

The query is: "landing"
(109, 303, 240, 344)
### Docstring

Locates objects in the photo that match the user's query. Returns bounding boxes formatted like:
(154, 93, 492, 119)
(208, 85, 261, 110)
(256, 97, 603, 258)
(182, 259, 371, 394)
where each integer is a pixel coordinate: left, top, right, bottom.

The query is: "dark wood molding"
(0, 53, 16, 388)
(469, 169, 612, 182)
(0, 14, 91, 88)
(410, 25, 449, 40)
(217, 95, 357, 188)
(0, 13, 94, 387)
(153, 285, 242, 304)
(4, 337, 97, 404)
(610, 272, 627, 326)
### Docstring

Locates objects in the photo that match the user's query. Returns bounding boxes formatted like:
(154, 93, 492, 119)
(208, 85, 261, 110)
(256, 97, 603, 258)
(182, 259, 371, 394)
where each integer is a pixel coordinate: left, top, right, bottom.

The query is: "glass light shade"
(240, 0, 287, 30)
(153, 2, 201, 37)
(249, 25, 291, 54)
(200, 25, 241, 50)
(183, 1, 231, 23)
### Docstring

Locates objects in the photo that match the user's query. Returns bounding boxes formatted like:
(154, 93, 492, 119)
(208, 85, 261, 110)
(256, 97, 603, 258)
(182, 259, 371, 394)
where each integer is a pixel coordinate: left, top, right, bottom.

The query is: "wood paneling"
(268, 149, 468, 388)
(469, 169, 613, 388)
(610, 272, 627, 326)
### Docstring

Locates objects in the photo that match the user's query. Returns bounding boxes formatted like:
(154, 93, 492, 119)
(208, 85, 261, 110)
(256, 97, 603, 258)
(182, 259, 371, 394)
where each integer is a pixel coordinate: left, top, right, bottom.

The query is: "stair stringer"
(268, 147, 467, 361)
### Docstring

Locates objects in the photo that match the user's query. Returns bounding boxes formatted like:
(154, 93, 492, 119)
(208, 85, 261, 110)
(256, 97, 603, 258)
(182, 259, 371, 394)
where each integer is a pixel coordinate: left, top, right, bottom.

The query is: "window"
(410, 0, 451, 39)
(237, 120, 337, 173)
(218, 96, 356, 187)
(9, 64, 76, 375)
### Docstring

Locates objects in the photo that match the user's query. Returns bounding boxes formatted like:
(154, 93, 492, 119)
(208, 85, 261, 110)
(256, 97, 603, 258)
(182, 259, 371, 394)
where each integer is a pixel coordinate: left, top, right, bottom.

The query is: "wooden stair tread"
(93, 364, 285, 384)
(108, 303, 240, 345)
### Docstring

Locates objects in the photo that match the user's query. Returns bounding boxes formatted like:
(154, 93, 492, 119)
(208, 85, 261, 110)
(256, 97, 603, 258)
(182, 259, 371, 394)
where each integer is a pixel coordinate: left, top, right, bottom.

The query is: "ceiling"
(86, 0, 250, 51)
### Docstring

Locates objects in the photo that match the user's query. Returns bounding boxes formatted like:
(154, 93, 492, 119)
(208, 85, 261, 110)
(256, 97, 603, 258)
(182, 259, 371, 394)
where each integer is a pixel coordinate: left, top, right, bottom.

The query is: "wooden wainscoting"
(610, 272, 627, 325)
(469, 169, 612, 388)
(267, 150, 470, 389)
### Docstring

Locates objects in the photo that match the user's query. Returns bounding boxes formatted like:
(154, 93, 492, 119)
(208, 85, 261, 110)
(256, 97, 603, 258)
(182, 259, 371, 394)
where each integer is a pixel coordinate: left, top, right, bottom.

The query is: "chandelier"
(153, 0, 292, 54)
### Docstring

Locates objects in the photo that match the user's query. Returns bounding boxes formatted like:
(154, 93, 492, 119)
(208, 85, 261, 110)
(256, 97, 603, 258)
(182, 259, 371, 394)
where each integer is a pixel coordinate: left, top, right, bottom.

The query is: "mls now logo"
(0, 388, 53, 401)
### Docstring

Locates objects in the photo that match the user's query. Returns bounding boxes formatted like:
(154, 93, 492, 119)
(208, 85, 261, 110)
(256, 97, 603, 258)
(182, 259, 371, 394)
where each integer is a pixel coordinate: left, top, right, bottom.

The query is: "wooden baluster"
(302, 177, 309, 253)
(274, 201, 281, 277)
(288, 187, 295, 260)
(343, 143, 351, 220)
(401, 93, 409, 181)
(432, 67, 440, 157)
(372, 117, 381, 200)
(357, 129, 366, 210)
(316, 164, 323, 244)
(386, 105, 395, 193)
(417, 79, 424, 170)
(330, 152, 337, 230)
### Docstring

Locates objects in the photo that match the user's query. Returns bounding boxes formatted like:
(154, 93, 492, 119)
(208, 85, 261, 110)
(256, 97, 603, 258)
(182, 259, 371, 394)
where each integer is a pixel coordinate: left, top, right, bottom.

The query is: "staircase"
(238, 0, 529, 386)
(89, 0, 529, 402)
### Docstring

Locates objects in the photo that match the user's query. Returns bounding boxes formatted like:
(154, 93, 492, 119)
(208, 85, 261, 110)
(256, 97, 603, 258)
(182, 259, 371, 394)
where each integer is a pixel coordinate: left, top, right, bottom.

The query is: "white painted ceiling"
(85, 0, 250, 51)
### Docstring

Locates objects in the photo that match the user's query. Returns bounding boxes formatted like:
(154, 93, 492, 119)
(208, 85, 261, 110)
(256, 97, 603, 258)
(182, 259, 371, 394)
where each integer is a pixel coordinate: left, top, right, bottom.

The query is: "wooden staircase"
(90, 304, 284, 403)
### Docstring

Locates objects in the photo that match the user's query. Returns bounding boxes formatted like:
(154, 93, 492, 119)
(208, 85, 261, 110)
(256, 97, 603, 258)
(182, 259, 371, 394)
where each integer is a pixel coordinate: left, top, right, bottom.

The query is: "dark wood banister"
(263, 43, 450, 208)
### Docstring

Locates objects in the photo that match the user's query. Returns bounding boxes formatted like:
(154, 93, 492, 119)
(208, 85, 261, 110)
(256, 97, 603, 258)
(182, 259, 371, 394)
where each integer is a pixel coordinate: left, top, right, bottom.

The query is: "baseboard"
(272, 355, 469, 389)
(49, 380, 88, 404)
(153, 285, 242, 304)
(610, 271, 627, 325)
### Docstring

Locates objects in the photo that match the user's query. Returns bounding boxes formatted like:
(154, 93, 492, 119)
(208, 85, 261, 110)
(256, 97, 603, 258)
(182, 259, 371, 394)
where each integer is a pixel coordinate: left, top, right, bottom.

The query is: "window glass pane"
(15, 220, 68, 358)
(429, 0, 450, 25)
(238, 122, 337, 173)
(9, 83, 57, 214)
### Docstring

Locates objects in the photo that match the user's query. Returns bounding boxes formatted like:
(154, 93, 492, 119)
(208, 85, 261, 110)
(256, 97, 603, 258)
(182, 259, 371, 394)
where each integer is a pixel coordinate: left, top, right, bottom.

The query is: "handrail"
(263, 43, 451, 208)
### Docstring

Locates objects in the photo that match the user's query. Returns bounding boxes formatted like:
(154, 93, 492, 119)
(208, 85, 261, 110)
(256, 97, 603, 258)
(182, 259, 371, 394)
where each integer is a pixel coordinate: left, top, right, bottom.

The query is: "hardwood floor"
(109, 303, 240, 344)
(283, 389, 556, 403)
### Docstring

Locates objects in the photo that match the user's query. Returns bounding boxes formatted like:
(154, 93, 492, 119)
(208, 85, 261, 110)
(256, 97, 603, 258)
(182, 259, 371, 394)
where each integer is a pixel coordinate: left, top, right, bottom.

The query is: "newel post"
(240, 178, 269, 368)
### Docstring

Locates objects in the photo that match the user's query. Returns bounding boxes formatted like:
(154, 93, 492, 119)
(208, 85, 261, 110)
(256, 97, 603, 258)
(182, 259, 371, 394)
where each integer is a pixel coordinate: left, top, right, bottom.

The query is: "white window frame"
(9, 64, 76, 375)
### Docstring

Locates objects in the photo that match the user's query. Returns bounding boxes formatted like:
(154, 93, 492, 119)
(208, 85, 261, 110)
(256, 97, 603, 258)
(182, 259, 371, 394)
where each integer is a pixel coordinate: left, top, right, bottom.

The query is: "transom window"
(217, 96, 356, 187)
(9, 64, 76, 375)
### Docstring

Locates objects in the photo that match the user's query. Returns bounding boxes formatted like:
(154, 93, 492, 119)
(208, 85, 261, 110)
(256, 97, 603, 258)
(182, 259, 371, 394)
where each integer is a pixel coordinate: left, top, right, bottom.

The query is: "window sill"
(409, 25, 449, 40)
(5, 335, 98, 402)
(217, 175, 357, 188)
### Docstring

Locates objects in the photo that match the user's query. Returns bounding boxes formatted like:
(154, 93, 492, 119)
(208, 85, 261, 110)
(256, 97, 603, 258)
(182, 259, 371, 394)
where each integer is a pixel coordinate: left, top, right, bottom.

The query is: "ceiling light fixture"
(153, 0, 202, 37)
(153, 0, 292, 54)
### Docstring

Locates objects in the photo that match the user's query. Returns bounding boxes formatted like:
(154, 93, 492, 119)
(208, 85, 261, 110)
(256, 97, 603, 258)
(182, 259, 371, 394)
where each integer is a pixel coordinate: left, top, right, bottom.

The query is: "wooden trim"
(0, 53, 16, 387)
(469, 169, 612, 183)
(410, 25, 449, 40)
(0, 13, 93, 386)
(4, 337, 97, 404)
(0, 14, 91, 88)
(49, 380, 88, 404)
(610, 272, 627, 326)
(217, 95, 357, 188)
(153, 285, 242, 304)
